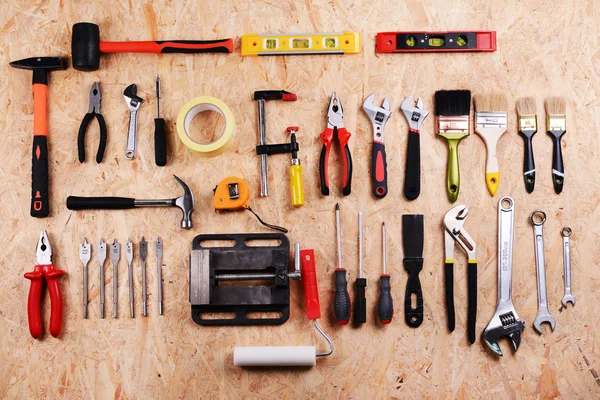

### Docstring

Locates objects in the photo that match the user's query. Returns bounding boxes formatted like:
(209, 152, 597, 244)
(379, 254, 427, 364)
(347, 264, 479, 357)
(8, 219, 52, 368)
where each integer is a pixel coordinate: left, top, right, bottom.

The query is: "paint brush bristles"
(516, 96, 536, 116)
(474, 93, 507, 113)
(545, 96, 566, 116)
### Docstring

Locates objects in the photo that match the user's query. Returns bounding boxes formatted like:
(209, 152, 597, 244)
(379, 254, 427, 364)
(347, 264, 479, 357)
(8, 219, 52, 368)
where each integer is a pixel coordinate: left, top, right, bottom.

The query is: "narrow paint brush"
(516, 97, 537, 193)
(435, 90, 471, 203)
(474, 93, 508, 196)
(545, 96, 566, 194)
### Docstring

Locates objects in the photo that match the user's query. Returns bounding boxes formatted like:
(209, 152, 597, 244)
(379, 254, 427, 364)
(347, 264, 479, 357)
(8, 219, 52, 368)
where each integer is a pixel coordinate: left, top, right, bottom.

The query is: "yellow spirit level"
(241, 32, 360, 56)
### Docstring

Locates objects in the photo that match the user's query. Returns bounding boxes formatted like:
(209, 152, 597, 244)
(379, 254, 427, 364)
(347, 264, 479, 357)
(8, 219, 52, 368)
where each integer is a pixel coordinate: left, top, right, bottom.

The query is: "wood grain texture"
(1, 0, 599, 398)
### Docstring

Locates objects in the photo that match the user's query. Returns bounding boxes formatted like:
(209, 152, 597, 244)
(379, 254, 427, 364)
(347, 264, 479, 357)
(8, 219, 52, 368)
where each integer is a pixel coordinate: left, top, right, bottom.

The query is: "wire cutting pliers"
(319, 92, 353, 196)
(24, 230, 65, 338)
(78, 81, 107, 163)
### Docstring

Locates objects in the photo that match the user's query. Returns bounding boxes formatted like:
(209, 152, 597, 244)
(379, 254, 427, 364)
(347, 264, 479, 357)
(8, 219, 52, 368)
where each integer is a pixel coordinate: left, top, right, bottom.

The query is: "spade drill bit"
(140, 237, 148, 316)
(98, 239, 107, 318)
(157, 237, 163, 315)
(110, 240, 120, 318)
(126, 239, 134, 318)
(79, 238, 91, 318)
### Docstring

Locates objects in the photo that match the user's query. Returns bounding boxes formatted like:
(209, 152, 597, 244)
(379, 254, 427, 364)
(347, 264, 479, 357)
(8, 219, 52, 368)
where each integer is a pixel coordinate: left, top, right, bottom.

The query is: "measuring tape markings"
(176, 96, 236, 157)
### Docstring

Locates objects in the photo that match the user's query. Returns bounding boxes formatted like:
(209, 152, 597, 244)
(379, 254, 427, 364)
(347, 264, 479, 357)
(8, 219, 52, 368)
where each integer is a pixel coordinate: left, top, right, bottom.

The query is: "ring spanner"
(531, 210, 556, 334)
(561, 227, 575, 307)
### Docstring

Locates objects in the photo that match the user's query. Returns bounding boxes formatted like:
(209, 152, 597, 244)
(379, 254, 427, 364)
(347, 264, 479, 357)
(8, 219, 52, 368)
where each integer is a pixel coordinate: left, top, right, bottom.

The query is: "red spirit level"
(376, 31, 496, 53)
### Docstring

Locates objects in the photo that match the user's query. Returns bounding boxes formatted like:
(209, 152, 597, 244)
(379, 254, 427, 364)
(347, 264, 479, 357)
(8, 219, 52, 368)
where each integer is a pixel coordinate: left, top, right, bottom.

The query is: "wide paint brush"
(474, 93, 508, 196)
(516, 97, 537, 193)
(435, 90, 471, 202)
(545, 96, 567, 194)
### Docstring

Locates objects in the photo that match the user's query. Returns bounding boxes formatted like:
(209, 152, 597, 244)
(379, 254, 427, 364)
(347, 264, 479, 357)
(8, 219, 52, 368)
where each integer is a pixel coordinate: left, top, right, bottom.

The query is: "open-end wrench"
(97, 239, 107, 318)
(561, 227, 575, 306)
(126, 239, 134, 318)
(483, 197, 525, 356)
(531, 210, 556, 334)
(140, 237, 148, 316)
(124, 84, 144, 160)
(362, 93, 392, 198)
(110, 239, 120, 318)
(400, 95, 430, 200)
(79, 238, 91, 318)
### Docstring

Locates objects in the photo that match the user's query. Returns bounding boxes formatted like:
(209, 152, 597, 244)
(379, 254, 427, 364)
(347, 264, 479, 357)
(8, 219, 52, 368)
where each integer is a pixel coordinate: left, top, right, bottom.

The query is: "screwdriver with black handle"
(354, 211, 367, 324)
(378, 222, 394, 324)
(334, 203, 351, 324)
(154, 76, 167, 166)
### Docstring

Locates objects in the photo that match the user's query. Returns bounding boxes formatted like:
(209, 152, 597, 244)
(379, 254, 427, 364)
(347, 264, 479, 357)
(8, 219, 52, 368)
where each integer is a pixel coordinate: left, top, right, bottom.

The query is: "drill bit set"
(80, 237, 164, 319)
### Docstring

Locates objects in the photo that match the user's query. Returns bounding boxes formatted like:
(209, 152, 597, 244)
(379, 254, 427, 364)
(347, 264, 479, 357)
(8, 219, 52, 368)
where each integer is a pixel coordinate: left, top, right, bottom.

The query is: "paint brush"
(545, 96, 566, 194)
(435, 90, 471, 203)
(516, 97, 537, 193)
(474, 93, 508, 196)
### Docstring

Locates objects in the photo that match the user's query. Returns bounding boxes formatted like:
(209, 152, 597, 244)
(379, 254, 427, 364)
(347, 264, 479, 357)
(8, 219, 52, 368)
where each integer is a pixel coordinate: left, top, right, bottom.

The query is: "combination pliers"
(78, 81, 107, 163)
(319, 92, 353, 196)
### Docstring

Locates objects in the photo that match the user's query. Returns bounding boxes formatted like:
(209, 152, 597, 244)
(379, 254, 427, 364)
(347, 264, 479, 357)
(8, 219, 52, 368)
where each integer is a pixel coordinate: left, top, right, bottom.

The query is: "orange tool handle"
(24, 265, 65, 338)
(31, 84, 49, 217)
(319, 127, 353, 196)
(99, 39, 233, 54)
(300, 249, 321, 320)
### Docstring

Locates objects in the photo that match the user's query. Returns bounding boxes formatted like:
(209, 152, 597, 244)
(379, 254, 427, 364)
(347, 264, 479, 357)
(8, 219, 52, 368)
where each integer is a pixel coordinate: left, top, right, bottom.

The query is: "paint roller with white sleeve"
(234, 244, 333, 367)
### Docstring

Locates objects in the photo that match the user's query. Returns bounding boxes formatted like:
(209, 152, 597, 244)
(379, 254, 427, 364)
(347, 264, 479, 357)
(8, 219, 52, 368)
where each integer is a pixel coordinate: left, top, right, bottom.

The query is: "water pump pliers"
(319, 92, 353, 196)
(78, 81, 107, 163)
(24, 230, 65, 338)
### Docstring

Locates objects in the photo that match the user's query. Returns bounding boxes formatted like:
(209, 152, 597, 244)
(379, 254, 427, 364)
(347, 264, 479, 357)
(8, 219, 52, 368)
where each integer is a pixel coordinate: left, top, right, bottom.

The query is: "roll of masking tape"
(176, 96, 235, 157)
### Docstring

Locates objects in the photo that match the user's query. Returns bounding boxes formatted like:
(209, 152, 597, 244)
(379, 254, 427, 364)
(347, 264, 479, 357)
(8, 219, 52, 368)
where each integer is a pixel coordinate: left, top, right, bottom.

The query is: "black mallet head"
(9, 57, 67, 84)
(71, 22, 101, 71)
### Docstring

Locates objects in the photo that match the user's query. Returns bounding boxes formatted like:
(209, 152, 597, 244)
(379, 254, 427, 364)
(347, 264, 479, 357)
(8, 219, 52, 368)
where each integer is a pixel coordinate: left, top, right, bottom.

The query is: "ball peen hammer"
(9, 56, 67, 218)
(71, 22, 233, 71)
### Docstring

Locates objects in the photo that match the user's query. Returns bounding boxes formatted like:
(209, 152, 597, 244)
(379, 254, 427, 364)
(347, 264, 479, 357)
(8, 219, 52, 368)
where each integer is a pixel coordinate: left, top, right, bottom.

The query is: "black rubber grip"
(354, 278, 367, 324)
(371, 141, 387, 198)
(404, 130, 421, 200)
(378, 275, 393, 324)
(319, 144, 329, 196)
(445, 262, 455, 332)
(334, 269, 350, 324)
(157, 40, 232, 54)
(31, 135, 49, 218)
(154, 118, 167, 167)
(404, 258, 423, 327)
(549, 130, 565, 194)
(78, 113, 107, 163)
(342, 144, 353, 196)
(467, 262, 477, 344)
(520, 130, 536, 193)
(67, 196, 136, 210)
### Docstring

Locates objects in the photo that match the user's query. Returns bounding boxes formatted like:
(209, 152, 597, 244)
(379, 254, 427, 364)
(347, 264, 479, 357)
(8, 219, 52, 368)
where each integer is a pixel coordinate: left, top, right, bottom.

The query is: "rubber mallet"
(71, 22, 233, 71)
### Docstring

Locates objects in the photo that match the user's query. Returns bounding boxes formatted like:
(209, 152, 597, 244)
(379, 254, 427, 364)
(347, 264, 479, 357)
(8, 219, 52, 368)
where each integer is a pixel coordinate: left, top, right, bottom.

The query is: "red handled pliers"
(24, 230, 65, 338)
(319, 92, 353, 196)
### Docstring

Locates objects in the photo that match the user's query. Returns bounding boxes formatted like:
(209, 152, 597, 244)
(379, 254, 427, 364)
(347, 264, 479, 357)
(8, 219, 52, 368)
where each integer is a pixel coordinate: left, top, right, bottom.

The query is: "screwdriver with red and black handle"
(378, 222, 394, 324)
(334, 203, 351, 324)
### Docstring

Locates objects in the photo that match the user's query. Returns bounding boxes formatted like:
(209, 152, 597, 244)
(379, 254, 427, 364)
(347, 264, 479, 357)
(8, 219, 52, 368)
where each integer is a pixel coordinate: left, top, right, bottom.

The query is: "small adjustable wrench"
(124, 84, 144, 160)
(483, 197, 525, 356)
(362, 93, 391, 198)
(531, 210, 556, 334)
(400, 95, 430, 200)
(561, 227, 575, 306)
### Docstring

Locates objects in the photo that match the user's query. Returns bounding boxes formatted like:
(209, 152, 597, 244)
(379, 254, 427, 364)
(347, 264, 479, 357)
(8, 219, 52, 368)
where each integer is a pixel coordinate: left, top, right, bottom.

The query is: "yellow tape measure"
(241, 32, 360, 56)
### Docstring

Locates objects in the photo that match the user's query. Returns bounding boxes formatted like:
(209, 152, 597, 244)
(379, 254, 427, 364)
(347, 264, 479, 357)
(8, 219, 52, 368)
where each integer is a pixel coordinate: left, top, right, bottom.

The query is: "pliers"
(319, 92, 353, 196)
(78, 81, 107, 163)
(24, 230, 65, 338)
(443, 205, 478, 344)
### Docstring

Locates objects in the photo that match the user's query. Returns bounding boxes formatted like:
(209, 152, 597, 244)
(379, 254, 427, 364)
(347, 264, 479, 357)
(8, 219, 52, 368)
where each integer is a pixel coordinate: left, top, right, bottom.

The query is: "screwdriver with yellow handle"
(287, 126, 305, 207)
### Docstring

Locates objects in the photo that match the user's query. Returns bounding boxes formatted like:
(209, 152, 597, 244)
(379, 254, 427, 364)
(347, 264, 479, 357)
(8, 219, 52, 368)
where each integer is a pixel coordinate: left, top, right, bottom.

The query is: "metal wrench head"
(483, 309, 525, 356)
(443, 205, 477, 260)
(123, 84, 144, 111)
(401, 94, 430, 131)
(533, 311, 556, 334)
(562, 294, 576, 307)
(362, 93, 391, 142)
(80, 238, 91, 265)
(173, 175, 195, 229)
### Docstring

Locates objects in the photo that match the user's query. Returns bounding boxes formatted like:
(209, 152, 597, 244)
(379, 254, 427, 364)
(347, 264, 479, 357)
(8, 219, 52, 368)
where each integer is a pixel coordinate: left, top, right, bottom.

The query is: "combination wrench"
(483, 196, 525, 356)
(530, 210, 556, 334)
(561, 227, 575, 306)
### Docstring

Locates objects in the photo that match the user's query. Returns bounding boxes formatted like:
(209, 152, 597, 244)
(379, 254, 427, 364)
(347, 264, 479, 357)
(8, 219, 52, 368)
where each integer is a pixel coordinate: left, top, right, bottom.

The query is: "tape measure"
(241, 32, 360, 56)
(176, 96, 235, 156)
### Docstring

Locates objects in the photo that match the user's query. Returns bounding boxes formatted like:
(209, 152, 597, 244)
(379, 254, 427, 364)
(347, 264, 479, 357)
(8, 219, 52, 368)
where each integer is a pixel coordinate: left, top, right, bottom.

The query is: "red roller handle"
(300, 249, 321, 320)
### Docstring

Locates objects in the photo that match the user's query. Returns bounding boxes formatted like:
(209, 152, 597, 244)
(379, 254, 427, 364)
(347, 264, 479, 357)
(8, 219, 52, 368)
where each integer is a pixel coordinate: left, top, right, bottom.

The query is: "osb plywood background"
(1, 0, 599, 398)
